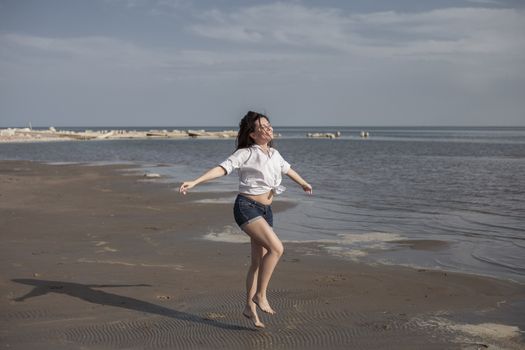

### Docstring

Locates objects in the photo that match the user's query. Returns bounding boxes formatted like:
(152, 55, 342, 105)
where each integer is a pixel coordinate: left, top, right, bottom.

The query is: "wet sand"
(1, 160, 524, 349)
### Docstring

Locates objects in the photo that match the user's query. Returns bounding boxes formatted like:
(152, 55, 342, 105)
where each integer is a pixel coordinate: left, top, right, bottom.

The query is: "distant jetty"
(0, 127, 238, 142)
(0, 127, 371, 142)
(306, 131, 341, 139)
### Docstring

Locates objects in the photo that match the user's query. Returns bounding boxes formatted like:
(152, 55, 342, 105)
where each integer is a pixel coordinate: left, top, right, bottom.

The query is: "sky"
(1, 0, 524, 127)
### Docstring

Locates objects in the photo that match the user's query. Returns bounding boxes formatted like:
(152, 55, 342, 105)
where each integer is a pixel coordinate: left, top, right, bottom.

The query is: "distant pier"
(0, 127, 238, 142)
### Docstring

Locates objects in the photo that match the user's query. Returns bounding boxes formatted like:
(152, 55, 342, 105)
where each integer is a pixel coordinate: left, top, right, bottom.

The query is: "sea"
(2, 126, 524, 283)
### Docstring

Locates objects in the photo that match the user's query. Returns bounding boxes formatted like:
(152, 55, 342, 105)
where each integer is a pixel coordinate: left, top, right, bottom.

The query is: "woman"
(179, 111, 312, 328)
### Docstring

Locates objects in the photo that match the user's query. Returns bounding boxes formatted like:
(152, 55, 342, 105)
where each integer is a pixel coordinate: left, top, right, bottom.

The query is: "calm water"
(2, 127, 525, 283)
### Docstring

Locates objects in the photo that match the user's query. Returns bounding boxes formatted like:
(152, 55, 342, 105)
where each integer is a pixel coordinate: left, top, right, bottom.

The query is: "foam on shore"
(202, 227, 405, 264)
(413, 316, 523, 348)
(203, 225, 250, 243)
(192, 197, 236, 204)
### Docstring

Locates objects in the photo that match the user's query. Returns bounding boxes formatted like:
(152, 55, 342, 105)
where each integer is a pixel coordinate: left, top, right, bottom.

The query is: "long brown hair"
(236, 111, 273, 150)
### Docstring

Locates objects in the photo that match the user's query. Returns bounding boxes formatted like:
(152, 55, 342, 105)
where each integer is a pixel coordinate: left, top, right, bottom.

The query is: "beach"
(1, 160, 524, 349)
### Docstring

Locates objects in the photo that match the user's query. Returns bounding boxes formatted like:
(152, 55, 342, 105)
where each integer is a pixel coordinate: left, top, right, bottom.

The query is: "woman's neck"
(256, 143, 269, 150)
(254, 143, 270, 155)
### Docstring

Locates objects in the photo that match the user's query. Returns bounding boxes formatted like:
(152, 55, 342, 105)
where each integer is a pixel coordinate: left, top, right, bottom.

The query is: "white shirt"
(219, 145, 291, 195)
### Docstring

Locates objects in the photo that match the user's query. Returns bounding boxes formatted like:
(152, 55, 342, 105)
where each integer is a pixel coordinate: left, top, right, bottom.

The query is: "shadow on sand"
(12, 278, 252, 331)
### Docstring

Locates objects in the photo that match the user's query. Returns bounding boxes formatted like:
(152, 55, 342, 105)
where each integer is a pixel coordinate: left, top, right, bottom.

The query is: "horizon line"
(2, 125, 525, 129)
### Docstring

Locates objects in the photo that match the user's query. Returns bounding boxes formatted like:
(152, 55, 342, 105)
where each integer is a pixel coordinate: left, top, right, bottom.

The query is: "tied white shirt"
(219, 145, 291, 195)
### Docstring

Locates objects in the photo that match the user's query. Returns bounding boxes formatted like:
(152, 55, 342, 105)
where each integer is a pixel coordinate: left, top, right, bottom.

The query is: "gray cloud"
(190, 4, 525, 59)
(1, 2, 524, 126)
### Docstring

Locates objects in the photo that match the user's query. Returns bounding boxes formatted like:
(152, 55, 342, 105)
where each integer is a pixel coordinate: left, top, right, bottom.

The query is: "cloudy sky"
(1, 0, 524, 127)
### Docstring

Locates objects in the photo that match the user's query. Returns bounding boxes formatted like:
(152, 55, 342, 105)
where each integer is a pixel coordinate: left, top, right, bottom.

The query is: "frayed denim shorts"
(233, 194, 273, 228)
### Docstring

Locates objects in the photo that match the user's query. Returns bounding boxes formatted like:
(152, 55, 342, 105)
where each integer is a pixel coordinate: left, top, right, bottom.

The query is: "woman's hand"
(179, 181, 196, 195)
(301, 183, 313, 195)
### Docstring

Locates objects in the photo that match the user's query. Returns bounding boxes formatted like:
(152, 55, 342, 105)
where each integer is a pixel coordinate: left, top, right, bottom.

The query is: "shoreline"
(1, 160, 524, 349)
(2, 158, 524, 284)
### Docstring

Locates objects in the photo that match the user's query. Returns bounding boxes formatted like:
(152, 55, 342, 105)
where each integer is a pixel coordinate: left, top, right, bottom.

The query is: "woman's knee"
(272, 242, 284, 257)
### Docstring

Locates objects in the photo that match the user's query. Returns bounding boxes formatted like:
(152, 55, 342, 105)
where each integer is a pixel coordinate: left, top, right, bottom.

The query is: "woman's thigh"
(243, 219, 283, 253)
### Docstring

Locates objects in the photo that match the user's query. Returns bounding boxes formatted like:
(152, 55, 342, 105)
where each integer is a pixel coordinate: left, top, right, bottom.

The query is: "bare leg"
(242, 218, 284, 315)
(242, 238, 266, 328)
(246, 239, 268, 305)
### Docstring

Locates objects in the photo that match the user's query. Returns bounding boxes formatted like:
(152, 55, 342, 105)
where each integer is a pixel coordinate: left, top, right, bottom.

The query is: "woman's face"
(250, 117, 273, 145)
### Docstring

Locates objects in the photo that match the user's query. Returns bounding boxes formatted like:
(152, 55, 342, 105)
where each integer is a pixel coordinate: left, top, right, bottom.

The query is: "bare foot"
(243, 305, 265, 328)
(252, 295, 276, 315)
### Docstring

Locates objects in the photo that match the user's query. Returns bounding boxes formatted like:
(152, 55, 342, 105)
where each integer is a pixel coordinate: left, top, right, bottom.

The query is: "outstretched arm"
(179, 166, 226, 195)
(286, 168, 313, 194)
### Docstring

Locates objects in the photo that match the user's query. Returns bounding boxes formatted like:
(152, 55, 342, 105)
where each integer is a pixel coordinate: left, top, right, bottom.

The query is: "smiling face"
(249, 117, 273, 146)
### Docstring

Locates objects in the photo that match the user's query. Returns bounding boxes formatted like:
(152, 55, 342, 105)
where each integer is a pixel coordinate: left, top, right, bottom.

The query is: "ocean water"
(2, 126, 525, 283)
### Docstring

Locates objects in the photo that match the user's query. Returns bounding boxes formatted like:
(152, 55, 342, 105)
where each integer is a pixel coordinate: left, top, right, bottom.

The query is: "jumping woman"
(179, 111, 312, 328)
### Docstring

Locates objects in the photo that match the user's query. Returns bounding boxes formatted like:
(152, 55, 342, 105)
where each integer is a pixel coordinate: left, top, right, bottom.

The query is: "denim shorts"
(233, 194, 273, 228)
